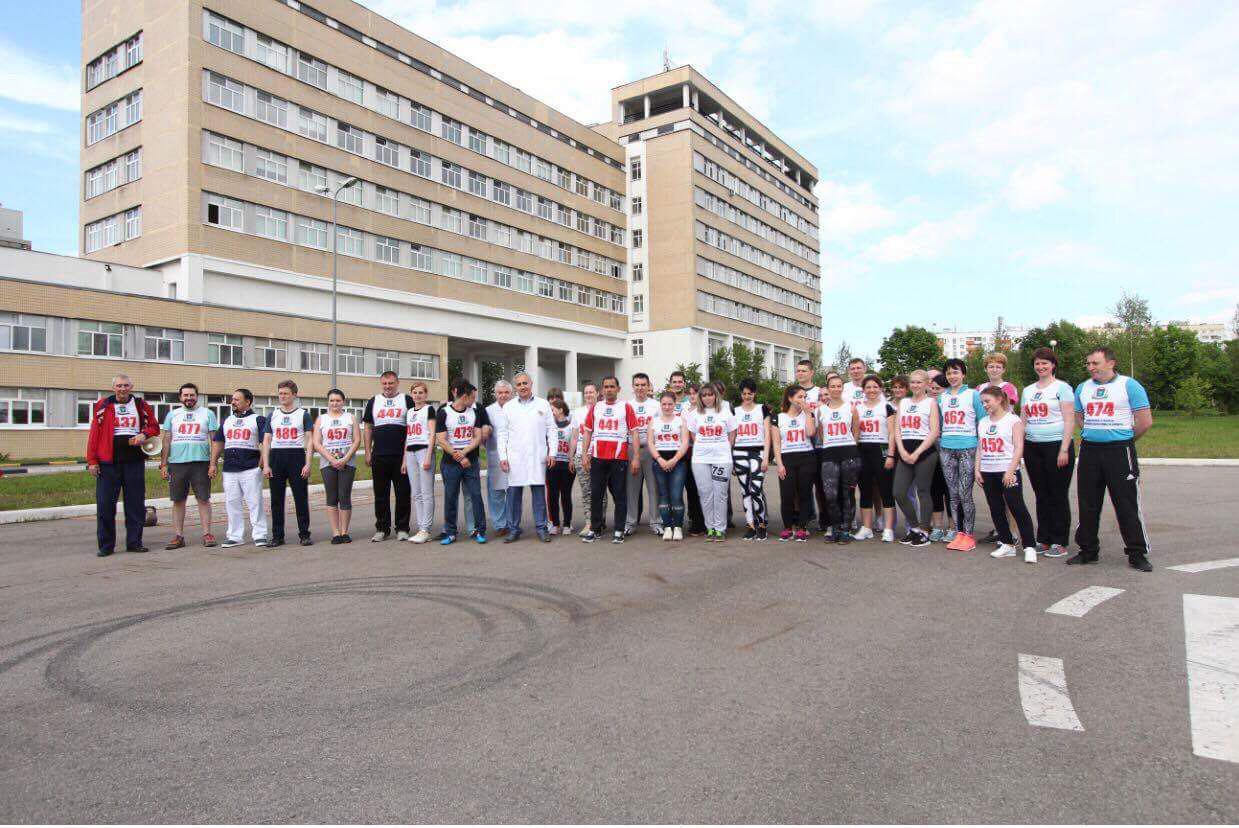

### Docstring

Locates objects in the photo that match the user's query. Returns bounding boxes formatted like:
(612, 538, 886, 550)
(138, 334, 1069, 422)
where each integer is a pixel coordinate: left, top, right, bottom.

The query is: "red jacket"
(86, 394, 160, 465)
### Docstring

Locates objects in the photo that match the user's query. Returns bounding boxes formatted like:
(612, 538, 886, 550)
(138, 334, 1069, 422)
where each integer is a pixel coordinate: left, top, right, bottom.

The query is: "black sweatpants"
(1023, 440, 1075, 546)
(371, 453, 411, 534)
(547, 461, 575, 528)
(1075, 440, 1149, 560)
(779, 451, 818, 530)
(980, 471, 1036, 548)
(590, 457, 628, 534)
(268, 448, 310, 541)
(685, 459, 705, 533)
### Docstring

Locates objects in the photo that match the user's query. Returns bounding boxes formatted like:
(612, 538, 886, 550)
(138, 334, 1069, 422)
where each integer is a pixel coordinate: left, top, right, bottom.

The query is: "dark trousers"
(685, 460, 705, 533)
(1024, 440, 1075, 546)
(980, 471, 1036, 548)
(547, 461, 575, 528)
(268, 448, 310, 540)
(589, 457, 628, 534)
(1075, 440, 1149, 559)
(96, 459, 146, 553)
(779, 452, 818, 530)
(812, 450, 828, 529)
(371, 453, 411, 534)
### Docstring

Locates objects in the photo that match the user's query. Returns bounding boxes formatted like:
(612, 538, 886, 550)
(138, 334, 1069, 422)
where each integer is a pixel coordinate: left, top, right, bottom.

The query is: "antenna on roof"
(663, 48, 672, 72)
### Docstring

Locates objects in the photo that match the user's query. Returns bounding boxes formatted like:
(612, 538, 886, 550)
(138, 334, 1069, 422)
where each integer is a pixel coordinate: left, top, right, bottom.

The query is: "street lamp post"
(317, 177, 359, 389)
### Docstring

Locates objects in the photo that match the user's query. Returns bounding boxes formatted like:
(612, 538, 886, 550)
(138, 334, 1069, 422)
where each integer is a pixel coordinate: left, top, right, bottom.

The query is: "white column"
(682, 84, 690, 108)
(524, 344, 541, 393)
(565, 350, 579, 393)
(692, 90, 699, 110)
(617, 101, 626, 123)
(465, 353, 480, 388)
(644, 95, 651, 118)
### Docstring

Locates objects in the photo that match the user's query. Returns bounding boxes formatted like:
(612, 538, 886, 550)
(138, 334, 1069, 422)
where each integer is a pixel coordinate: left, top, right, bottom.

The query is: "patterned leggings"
(732, 446, 768, 527)
(939, 447, 977, 535)
(820, 452, 863, 531)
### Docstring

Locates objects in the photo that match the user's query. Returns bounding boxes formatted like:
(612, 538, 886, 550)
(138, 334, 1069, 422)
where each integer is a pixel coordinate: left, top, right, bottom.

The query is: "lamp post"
(317, 176, 359, 388)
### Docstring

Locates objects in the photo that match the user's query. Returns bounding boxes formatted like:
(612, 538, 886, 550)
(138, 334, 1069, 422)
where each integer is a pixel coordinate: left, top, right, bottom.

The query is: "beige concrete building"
(602, 67, 822, 384)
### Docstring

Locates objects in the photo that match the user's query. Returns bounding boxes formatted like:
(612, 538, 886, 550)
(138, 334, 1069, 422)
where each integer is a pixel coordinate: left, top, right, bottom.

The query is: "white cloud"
(1005, 163, 1066, 210)
(814, 179, 897, 241)
(1013, 240, 1115, 272)
(1073, 313, 1115, 329)
(0, 41, 79, 112)
(865, 207, 984, 263)
(0, 113, 55, 134)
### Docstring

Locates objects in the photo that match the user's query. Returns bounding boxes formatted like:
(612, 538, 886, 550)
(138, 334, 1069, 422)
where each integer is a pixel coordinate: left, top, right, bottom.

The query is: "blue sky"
(2, 0, 1236, 359)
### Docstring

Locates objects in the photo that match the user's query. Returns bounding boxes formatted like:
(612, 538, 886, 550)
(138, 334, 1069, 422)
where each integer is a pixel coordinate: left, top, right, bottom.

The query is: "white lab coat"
(498, 395, 556, 487)
(485, 401, 508, 490)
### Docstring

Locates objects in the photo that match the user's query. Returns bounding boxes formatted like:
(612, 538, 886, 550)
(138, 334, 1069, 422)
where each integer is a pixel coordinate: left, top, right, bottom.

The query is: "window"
(255, 338, 287, 369)
(632, 229, 643, 248)
(77, 392, 101, 425)
(375, 236, 400, 264)
(299, 162, 327, 193)
(469, 130, 486, 154)
(376, 88, 399, 119)
(468, 215, 487, 240)
(493, 141, 510, 165)
(336, 226, 363, 257)
(125, 149, 141, 182)
(631, 197, 642, 215)
(296, 52, 328, 88)
(336, 69, 363, 104)
(256, 35, 287, 71)
(632, 263, 643, 282)
(336, 123, 363, 154)
(515, 189, 532, 213)
(409, 353, 437, 380)
(441, 118, 462, 144)
(410, 103, 431, 131)
(576, 212, 589, 233)
(410, 150, 430, 178)
(632, 295, 644, 314)
(610, 191, 623, 211)
(374, 136, 398, 167)
(537, 198, 553, 221)
(575, 177, 589, 197)
(630, 157, 642, 181)
(206, 72, 243, 112)
(410, 197, 431, 225)
(468, 258, 488, 283)
(375, 186, 398, 215)
(78, 321, 124, 357)
(256, 92, 287, 127)
(125, 89, 142, 123)
(441, 162, 461, 189)
(208, 333, 244, 366)
(296, 216, 328, 248)
(514, 149, 532, 173)
(632, 338, 644, 357)
(87, 33, 142, 89)
(467, 171, 487, 197)
(410, 244, 431, 270)
(254, 206, 288, 240)
(300, 342, 330, 372)
(493, 266, 512, 288)
(143, 327, 184, 361)
(125, 208, 141, 240)
(558, 281, 574, 302)
(0, 389, 46, 427)
(206, 194, 244, 229)
(206, 12, 244, 54)
(336, 346, 364, 375)
(375, 350, 400, 374)
(441, 208, 462, 234)
(516, 271, 534, 293)
(254, 149, 287, 183)
(0, 313, 47, 353)
(441, 253, 461, 278)
(494, 225, 512, 247)
(297, 107, 328, 142)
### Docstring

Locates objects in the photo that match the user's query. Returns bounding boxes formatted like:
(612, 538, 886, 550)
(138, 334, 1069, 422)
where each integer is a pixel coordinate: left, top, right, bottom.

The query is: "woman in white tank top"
(312, 389, 360, 543)
(975, 385, 1037, 563)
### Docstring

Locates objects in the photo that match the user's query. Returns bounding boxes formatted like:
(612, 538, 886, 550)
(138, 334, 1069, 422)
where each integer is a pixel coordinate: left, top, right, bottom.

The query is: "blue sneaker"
(929, 528, 945, 543)
(475, 533, 488, 544)
(943, 529, 957, 543)
(440, 534, 456, 546)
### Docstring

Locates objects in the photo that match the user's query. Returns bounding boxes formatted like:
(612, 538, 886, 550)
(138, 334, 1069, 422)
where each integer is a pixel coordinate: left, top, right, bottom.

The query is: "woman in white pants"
(683, 383, 737, 541)
(402, 380, 438, 544)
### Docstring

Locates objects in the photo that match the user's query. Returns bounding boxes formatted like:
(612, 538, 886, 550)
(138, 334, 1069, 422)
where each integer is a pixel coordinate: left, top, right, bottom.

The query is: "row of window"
(84, 208, 141, 253)
(693, 151, 817, 238)
(202, 11, 625, 212)
(696, 291, 819, 340)
(85, 90, 143, 146)
(84, 149, 142, 200)
(203, 129, 625, 280)
(695, 115, 818, 213)
(694, 186, 818, 265)
(85, 32, 143, 90)
(695, 256, 821, 317)
(694, 221, 819, 291)
(203, 192, 628, 316)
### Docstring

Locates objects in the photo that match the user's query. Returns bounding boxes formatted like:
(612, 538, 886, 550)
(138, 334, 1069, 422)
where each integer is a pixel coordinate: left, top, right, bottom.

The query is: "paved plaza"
(0, 466, 1236, 822)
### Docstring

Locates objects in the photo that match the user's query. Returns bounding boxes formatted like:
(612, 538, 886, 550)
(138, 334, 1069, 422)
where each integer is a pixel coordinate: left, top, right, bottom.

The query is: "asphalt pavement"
(0, 465, 1236, 822)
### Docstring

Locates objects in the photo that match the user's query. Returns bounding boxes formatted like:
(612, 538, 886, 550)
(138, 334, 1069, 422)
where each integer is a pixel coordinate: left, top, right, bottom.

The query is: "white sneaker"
(662, 527, 673, 541)
(853, 527, 874, 541)
(672, 527, 683, 541)
(409, 530, 430, 544)
(396, 531, 410, 542)
(1024, 546, 1037, 564)
(881, 529, 895, 543)
(547, 525, 560, 536)
(990, 543, 1017, 558)
(371, 531, 388, 543)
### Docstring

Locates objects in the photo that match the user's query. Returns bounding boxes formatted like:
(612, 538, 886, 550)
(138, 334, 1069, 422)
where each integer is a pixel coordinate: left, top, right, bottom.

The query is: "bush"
(1174, 375, 1214, 416)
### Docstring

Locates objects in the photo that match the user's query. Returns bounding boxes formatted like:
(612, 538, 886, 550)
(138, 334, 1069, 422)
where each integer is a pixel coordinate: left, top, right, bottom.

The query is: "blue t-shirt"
(1074, 374, 1149, 442)
(938, 385, 987, 450)
(163, 406, 219, 464)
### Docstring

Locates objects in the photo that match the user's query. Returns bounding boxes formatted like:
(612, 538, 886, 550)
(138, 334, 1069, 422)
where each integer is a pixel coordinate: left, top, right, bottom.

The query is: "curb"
(1139, 458, 1239, 466)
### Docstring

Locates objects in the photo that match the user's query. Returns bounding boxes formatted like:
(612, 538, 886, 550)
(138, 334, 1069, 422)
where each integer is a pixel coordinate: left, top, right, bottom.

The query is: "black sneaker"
(743, 527, 757, 541)
(299, 537, 313, 546)
(97, 548, 114, 557)
(126, 545, 148, 553)
(581, 531, 598, 543)
(898, 531, 919, 545)
(1128, 554, 1153, 572)
(836, 531, 853, 545)
(756, 526, 768, 542)
(341, 534, 352, 543)
(611, 532, 624, 544)
(331, 535, 344, 545)
(909, 531, 931, 548)
(267, 538, 285, 549)
(1066, 553, 1098, 566)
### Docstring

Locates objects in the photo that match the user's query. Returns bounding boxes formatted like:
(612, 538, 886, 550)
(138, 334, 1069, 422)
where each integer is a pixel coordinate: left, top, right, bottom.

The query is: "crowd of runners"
(84, 345, 1154, 571)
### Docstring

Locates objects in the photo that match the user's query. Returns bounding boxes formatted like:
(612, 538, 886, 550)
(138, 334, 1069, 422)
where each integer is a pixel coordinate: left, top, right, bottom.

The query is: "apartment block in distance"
(599, 67, 823, 384)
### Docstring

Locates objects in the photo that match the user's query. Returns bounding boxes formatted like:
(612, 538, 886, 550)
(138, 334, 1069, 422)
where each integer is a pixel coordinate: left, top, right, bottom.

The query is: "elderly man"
(499, 372, 557, 543)
(87, 373, 160, 557)
(483, 380, 514, 537)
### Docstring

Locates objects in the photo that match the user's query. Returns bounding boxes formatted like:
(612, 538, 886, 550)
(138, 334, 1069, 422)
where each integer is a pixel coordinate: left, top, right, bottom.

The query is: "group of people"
(86, 344, 1154, 571)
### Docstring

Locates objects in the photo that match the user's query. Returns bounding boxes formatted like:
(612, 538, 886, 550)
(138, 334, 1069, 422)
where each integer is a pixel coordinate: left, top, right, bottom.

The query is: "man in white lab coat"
(482, 380, 513, 537)
(499, 372, 557, 543)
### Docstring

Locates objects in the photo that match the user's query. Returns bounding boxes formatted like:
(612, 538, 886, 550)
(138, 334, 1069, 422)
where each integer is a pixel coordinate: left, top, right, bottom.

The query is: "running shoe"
(756, 526, 768, 542)
(165, 536, 185, 550)
(475, 533, 488, 544)
(836, 531, 853, 545)
(672, 527, 684, 541)
(1036, 542, 1049, 555)
(409, 530, 430, 544)
(581, 531, 598, 543)
(779, 529, 794, 542)
(396, 531, 410, 542)
(908, 531, 931, 548)
(578, 526, 592, 537)
(929, 528, 945, 543)
(1045, 544, 1068, 558)
(990, 543, 1017, 558)
(852, 527, 874, 541)
(743, 527, 757, 541)
(547, 525, 560, 536)
(824, 527, 835, 541)
(982, 529, 1000, 544)
(1024, 546, 1037, 564)
(794, 530, 809, 543)
(371, 531, 388, 543)
(202, 533, 217, 547)
(943, 529, 958, 544)
(220, 539, 242, 548)
(898, 531, 920, 545)
(663, 527, 674, 541)
(881, 529, 895, 543)
(440, 534, 456, 546)
(611, 532, 624, 544)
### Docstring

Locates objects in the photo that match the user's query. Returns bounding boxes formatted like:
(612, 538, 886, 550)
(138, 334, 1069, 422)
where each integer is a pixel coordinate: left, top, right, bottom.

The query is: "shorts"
(169, 461, 211, 503)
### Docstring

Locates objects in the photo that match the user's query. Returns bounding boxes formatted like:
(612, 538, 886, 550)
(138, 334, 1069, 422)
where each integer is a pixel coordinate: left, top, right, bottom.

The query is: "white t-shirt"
(816, 401, 856, 449)
(649, 416, 684, 454)
(552, 420, 573, 463)
(1021, 379, 1073, 443)
(112, 399, 140, 437)
(978, 413, 1019, 473)
(405, 404, 434, 448)
(898, 397, 934, 442)
(629, 397, 659, 445)
(777, 412, 813, 454)
(268, 407, 310, 450)
(684, 407, 737, 465)
(318, 412, 356, 468)
(857, 401, 894, 445)
(732, 404, 769, 449)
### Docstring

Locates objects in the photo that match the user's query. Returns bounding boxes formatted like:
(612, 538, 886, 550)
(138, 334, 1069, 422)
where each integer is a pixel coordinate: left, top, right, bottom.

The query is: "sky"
(2, 0, 1236, 359)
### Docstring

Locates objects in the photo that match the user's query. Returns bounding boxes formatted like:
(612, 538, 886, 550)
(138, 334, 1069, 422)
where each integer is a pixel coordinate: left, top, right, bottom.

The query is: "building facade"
(935, 324, 1030, 360)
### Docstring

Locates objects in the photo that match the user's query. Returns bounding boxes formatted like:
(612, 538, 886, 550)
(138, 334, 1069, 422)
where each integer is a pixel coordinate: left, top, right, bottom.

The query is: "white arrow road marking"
(1045, 586, 1125, 617)
(1018, 654, 1084, 731)
(1168, 557, 1239, 573)
(1183, 594, 1239, 763)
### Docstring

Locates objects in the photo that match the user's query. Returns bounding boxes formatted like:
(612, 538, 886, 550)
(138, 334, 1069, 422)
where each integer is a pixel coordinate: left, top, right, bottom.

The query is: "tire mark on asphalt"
(738, 621, 805, 652)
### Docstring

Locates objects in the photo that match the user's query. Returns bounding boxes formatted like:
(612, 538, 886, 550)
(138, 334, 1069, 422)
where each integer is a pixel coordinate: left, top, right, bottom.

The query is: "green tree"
(1174, 375, 1213, 416)
(828, 340, 853, 375)
(447, 357, 463, 386)
(1198, 340, 1239, 413)
(1110, 290, 1153, 377)
(671, 362, 704, 389)
(877, 326, 944, 378)
(1146, 324, 1199, 409)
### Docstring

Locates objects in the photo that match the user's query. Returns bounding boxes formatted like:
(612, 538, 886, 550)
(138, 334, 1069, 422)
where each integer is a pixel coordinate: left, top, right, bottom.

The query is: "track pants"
(684, 459, 705, 533)
(224, 467, 267, 544)
(894, 450, 939, 530)
(692, 462, 731, 532)
(371, 453, 410, 535)
(268, 448, 310, 541)
(627, 449, 662, 532)
(1074, 440, 1150, 560)
(589, 457, 628, 534)
(405, 447, 436, 533)
(1024, 440, 1075, 546)
(939, 447, 977, 534)
(95, 458, 146, 553)
(778, 451, 817, 530)
(732, 446, 768, 528)
(981, 471, 1036, 548)
(820, 451, 862, 532)
(547, 462, 575, 529)
(577, 459, 608, 530)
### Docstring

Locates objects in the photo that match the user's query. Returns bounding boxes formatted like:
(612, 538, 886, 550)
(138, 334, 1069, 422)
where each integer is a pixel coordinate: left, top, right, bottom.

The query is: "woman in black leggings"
(1019, 347, 1076, 557)
(976, 386, 1037, 563)
(893, 370, 940, 547)
(774, 385, 817, 542)
(856, 374, 897, 542)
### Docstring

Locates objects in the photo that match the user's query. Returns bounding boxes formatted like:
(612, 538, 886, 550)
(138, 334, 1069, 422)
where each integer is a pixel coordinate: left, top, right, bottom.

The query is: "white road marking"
(1018, 654, 1084, 731)
(1183, 594, 1239, 763)
(1168, 557, 1239, 573)
(1045, 586, 1125, 617)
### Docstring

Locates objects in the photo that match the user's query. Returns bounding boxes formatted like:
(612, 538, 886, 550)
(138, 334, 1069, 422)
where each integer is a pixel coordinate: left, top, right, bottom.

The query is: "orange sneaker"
(949, 532, 977, 552)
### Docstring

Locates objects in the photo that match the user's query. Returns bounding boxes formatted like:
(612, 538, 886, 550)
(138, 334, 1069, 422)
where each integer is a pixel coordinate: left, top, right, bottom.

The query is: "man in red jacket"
(87, 374, 160, 556)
